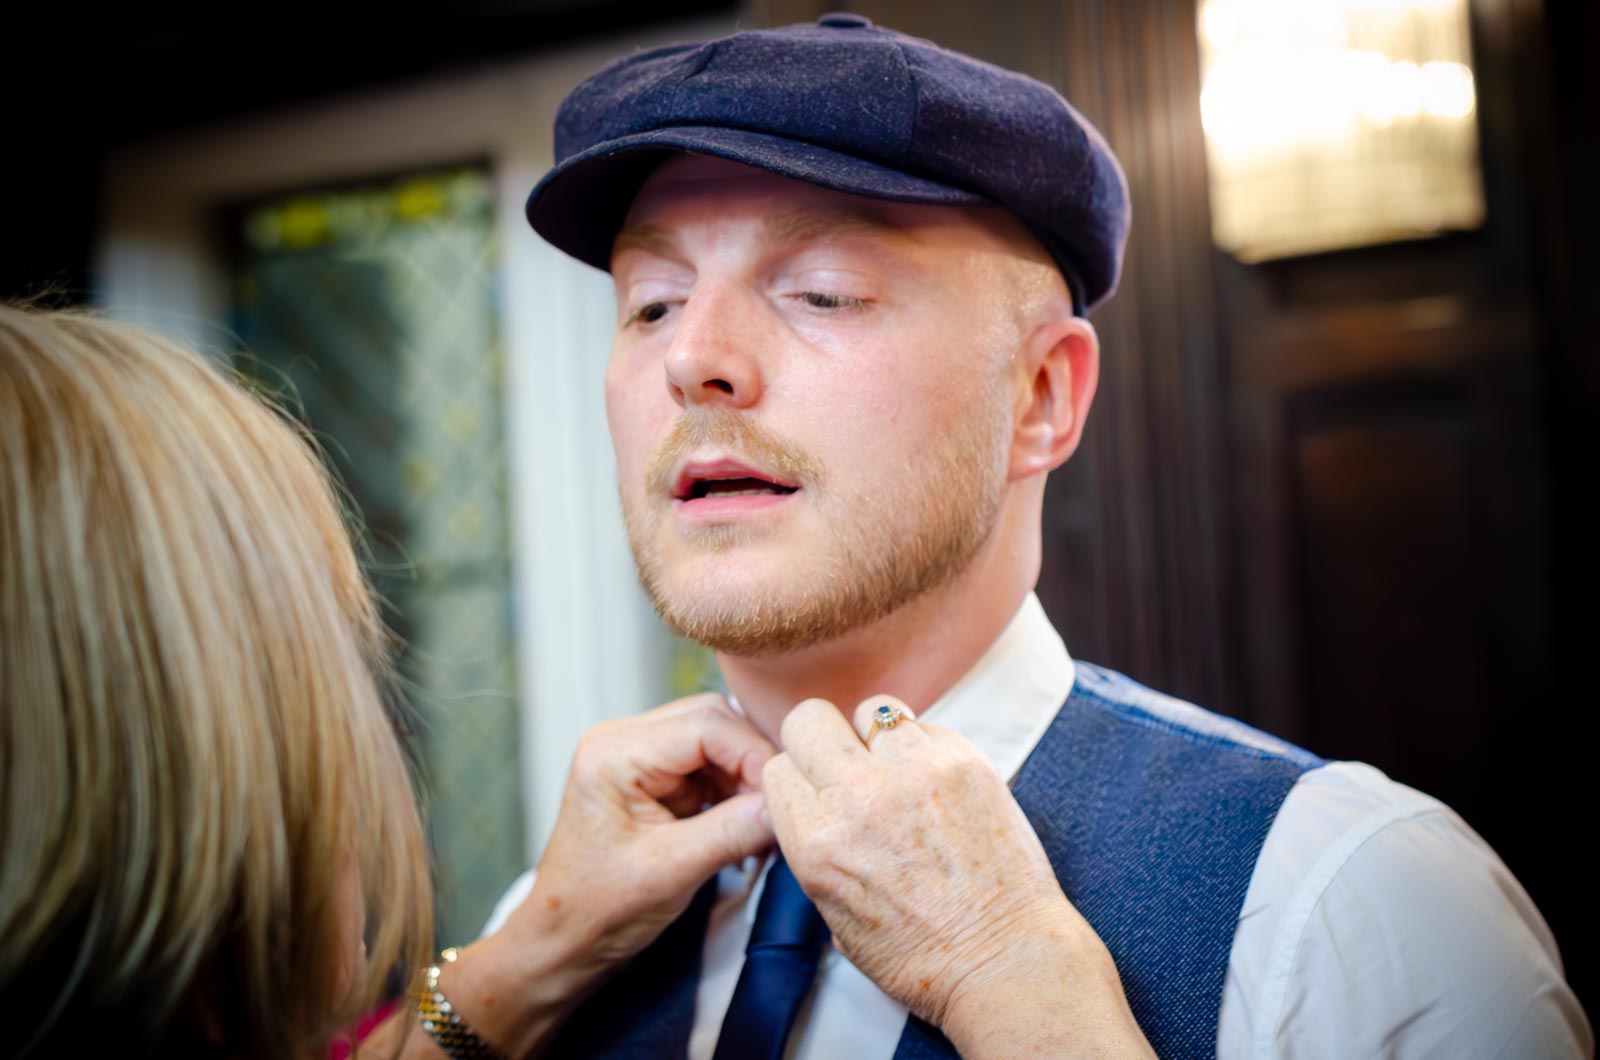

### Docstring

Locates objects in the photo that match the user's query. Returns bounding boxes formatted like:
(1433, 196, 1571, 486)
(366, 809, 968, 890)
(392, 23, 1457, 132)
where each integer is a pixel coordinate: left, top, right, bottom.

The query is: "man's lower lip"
(673, 492, 797, 521)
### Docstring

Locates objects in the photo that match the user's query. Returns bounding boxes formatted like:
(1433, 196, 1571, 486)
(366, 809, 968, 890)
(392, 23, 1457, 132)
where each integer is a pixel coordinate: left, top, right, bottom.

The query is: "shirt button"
(818, 12, 873, 29)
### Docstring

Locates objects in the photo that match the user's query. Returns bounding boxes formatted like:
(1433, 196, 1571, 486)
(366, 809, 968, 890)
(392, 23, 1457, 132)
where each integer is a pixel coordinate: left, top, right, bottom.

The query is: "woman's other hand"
(383, 693, 775, 1058)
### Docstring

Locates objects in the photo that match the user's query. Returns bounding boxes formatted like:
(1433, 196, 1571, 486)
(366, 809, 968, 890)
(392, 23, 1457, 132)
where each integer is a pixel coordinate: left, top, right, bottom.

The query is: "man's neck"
(717, 571, 1031, 747)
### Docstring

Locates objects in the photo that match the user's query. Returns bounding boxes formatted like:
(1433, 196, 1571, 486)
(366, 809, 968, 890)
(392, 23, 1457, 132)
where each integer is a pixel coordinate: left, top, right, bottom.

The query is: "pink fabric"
(329, 998, 401, 1060)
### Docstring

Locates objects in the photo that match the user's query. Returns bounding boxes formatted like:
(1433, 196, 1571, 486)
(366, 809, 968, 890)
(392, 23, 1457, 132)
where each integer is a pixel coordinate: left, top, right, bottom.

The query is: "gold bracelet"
(417, 948, 511, 1060)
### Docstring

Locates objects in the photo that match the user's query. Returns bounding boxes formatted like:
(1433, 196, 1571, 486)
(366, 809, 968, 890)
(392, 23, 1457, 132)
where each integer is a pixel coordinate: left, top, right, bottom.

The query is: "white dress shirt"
(487, 594, 1592, 1057)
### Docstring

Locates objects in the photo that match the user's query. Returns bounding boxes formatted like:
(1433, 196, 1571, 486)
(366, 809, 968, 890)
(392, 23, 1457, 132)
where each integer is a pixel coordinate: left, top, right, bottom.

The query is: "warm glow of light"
(1197, 0, 1484, 260)
(1386, 61, 1425, 119)
(1199, 1, 1239, 47)
(1422, 61, 1476, 119)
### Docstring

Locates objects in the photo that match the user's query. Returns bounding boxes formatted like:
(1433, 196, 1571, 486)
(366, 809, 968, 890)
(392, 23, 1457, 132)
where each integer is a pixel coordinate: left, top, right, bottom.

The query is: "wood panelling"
(1290, 394, 1495, 789)
(1214, 0, 1580, 992)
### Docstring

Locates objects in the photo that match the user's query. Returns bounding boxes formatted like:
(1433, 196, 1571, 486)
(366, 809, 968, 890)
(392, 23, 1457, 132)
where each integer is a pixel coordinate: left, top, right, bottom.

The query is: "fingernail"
(758, 804, 773, 829)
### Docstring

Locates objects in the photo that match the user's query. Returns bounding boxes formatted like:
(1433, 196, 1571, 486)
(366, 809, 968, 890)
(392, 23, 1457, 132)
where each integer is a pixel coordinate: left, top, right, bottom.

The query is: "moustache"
(645, 412, 823, 496)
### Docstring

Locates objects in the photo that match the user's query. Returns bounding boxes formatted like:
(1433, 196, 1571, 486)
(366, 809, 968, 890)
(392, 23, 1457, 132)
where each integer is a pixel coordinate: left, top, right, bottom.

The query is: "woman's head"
(0, 306, 432, 1057)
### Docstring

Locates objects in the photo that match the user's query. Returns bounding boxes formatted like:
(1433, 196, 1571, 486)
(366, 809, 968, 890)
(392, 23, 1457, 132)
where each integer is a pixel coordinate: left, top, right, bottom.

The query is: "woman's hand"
(372, 692, 776, 1059)
(518, 691, 778, 967)
(763, 695, 1153, 1058)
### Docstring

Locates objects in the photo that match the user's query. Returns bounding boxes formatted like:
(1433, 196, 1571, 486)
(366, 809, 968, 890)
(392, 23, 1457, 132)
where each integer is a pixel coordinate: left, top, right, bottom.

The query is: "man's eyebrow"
(762, 206, 911, 246)
(611, 206, 913, 261)
(612, 222, 678, 259)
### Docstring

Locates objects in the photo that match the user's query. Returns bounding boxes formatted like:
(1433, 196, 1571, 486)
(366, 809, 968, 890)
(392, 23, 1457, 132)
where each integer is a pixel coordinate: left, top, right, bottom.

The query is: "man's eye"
(630, 302, 670, 325)
(797, 292, 867, 311)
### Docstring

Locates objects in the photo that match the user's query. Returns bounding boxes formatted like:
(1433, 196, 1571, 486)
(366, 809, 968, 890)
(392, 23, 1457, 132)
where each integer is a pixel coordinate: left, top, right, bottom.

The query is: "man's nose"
(662, 284, 765, 410)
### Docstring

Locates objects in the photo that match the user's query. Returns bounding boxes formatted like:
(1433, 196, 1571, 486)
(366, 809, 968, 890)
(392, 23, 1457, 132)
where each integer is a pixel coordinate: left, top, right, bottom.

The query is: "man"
(471, 15, 1589, 1059)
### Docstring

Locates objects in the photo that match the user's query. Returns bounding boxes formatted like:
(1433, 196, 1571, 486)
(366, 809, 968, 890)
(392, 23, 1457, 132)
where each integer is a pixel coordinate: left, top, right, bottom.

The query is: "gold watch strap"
(417, 948, 511, 1060)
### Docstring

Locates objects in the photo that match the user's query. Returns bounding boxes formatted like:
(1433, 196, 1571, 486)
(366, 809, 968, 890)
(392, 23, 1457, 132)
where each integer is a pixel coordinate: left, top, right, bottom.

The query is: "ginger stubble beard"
(622, 397, 1012, 657)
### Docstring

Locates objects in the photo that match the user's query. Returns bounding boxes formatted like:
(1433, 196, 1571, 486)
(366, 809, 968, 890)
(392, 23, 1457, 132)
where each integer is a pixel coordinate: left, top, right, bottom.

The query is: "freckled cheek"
(799, 377, 929, 482)
(831, 425, 930, 496)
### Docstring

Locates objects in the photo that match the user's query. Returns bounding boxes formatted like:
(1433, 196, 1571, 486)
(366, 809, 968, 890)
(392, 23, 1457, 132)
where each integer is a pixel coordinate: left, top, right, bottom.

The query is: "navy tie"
(712, 853, 830, 1060)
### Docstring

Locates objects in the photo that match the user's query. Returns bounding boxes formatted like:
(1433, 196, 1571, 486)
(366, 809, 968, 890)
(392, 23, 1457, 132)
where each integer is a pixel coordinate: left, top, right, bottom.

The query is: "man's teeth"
(685, 475, 796, 499)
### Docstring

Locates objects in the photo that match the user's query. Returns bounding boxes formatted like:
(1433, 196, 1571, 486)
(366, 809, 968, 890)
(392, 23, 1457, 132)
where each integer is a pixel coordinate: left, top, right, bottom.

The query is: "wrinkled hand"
(763, 695, 1151, 1057)
(372, 693, 779, 1060)
(508, 692, 777, 971)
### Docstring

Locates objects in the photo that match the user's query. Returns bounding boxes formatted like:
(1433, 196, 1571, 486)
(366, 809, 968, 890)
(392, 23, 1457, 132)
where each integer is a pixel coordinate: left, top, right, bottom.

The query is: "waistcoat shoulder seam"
(1068, 668, 1321, 769)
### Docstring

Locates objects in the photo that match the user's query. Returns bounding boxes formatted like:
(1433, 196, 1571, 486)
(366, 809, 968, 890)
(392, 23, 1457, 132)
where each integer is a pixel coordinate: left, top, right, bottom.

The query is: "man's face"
(606, 156, 1035, 655)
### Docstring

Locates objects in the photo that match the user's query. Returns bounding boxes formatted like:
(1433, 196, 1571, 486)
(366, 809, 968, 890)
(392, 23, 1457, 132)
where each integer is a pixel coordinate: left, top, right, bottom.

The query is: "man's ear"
(1009, 317, 1099, 481)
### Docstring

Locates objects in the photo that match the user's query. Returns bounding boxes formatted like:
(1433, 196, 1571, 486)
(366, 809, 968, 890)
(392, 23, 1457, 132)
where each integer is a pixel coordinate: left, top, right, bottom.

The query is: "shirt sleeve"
(1220, 763, 1593, 1059)
(480, 868, 537, 937)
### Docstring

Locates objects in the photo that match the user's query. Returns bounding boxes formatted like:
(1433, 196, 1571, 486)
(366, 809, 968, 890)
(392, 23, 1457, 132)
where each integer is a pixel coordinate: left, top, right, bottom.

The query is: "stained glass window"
(227, 165, 523, 944)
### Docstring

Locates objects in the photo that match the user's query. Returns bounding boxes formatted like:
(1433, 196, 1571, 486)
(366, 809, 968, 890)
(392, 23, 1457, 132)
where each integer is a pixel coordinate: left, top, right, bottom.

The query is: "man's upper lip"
(671, 457, 800, 500)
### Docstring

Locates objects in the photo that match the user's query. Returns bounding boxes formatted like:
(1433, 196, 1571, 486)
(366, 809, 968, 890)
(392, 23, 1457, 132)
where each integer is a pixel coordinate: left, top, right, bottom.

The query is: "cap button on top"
(818, 12, 873, 28)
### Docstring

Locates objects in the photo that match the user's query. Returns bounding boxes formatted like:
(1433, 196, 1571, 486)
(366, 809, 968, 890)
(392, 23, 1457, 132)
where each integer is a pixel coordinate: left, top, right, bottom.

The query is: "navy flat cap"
(525, 13, 1130, 314)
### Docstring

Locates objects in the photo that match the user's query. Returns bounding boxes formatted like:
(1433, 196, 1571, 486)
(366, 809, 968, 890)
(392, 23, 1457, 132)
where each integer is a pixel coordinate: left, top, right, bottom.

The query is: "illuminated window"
(1197, 0, 1484, 261)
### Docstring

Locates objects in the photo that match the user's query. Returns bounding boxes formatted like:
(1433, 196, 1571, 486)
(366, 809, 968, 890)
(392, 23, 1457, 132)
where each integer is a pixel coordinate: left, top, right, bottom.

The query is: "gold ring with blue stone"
(865, 702, 911, 748)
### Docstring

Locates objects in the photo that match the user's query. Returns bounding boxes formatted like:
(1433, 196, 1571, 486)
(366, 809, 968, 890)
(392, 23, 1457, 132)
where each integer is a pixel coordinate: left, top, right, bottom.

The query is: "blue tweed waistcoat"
(547, 664, 1323, 1058)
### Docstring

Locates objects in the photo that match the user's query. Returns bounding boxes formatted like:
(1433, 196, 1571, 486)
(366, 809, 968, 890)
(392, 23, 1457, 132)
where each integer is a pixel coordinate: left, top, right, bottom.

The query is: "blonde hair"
(0, 306, 432, 1057)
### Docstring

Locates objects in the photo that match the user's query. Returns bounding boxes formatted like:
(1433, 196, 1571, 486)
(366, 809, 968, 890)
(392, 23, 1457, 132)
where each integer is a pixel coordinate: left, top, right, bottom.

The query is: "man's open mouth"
(682, 476, 799, 500)
(672, 460, 802, 503)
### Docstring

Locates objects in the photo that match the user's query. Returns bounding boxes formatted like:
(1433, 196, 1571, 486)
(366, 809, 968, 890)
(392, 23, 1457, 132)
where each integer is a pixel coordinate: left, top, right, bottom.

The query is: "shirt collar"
(726, 592, 1074, 784)
(917, 592, 1075, 783)
(721, 593, 1076, 915)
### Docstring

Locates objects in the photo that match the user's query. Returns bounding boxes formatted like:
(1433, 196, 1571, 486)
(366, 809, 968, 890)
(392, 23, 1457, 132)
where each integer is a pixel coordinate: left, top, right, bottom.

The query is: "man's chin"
(656, 602, 849, 658)
(649, 534, 811, 588)
(669, 520, 781, 554)
(641, 563, 920, 657)
(638, 566, 833, 656)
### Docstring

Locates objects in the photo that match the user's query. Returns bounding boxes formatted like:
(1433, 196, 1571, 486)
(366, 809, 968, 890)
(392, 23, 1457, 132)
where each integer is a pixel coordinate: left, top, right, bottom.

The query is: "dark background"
(5, 0, 1593, 1015)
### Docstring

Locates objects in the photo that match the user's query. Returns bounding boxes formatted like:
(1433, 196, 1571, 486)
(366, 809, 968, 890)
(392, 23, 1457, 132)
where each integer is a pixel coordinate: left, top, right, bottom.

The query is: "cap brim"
(525, 125, 991, 273)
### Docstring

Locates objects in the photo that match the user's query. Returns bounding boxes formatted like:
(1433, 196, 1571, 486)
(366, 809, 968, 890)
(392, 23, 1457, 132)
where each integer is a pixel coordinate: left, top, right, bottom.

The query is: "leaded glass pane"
(227, 165, 523, 944)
